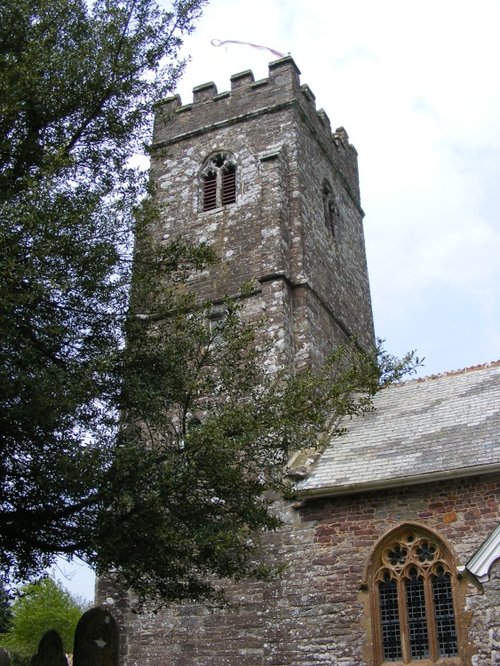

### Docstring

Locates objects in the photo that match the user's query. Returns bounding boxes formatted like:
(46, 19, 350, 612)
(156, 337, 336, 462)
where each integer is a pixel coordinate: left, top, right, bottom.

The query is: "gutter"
(295, 462, 500, 501)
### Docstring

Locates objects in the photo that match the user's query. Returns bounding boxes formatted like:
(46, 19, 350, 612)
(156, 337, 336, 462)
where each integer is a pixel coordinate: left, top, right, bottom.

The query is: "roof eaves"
(296, 462, 500, 501)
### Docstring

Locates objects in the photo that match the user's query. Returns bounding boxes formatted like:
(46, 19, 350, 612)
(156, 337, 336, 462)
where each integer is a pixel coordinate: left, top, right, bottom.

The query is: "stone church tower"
(150, 55, 375, 370)
(98, 57, 500, 666)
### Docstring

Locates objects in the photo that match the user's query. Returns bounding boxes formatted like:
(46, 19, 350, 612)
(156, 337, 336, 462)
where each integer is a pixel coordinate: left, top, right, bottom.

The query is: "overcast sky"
(175, 0, 500, 377)
(63, 0, 500, 601)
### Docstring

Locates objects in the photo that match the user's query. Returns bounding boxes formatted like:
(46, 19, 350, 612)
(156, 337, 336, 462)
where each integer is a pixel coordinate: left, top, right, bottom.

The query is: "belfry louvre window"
(201, 153, 236, 211)
(371, 528, 459, 664)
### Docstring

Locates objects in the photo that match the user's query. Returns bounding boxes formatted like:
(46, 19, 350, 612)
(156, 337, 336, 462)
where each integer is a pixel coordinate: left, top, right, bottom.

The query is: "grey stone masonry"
(298, 360, 500, 496)
(99, 55, 500, 666)
(149, 56, 375, 366)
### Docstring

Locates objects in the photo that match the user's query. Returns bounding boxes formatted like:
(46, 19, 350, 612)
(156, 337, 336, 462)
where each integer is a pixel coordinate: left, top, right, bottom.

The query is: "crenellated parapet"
(152, 56, 360, 205)
(149, 54, 374, 356)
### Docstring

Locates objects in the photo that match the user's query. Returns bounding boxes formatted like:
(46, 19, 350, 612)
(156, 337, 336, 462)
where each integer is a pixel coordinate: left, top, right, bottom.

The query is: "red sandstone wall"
(98, 474, 500, 665)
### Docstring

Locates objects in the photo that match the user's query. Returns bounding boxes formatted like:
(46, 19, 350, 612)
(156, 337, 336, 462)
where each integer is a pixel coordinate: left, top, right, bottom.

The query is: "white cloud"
(175, 0, 500, 375)
(58, 0, 500, 605)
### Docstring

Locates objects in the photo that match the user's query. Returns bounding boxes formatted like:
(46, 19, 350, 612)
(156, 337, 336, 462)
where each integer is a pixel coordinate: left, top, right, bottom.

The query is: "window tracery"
(371, 528, 460, 664)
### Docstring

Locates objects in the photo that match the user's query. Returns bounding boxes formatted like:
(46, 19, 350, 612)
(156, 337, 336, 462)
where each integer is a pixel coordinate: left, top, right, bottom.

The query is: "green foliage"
(0, 0, 207, 586)
(0, 578, 84, 658)
(0, 584, 12, 634)
(0, 0, 419, 610)
(89, 206, 419, 608)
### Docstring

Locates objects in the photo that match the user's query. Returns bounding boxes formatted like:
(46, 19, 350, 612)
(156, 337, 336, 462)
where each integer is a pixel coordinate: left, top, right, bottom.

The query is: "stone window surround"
(364, 523, 468, 666)
(200, 151, 237, 212)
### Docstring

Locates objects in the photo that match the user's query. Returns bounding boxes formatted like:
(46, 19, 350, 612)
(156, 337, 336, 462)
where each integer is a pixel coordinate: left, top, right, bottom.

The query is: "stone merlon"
(152, 56, 358, 178)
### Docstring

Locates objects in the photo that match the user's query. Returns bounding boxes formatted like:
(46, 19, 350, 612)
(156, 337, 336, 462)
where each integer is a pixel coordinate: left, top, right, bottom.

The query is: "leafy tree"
(0, 584, 12, 634)
(0, 578, 84, 660)
(0, 0, 207, 588)
(93, 215, 418, 606)
(0, 0, 419, 608)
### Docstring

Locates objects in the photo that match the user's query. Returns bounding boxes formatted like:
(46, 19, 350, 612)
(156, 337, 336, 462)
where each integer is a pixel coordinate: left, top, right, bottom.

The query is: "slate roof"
(296, 361, 500, 498)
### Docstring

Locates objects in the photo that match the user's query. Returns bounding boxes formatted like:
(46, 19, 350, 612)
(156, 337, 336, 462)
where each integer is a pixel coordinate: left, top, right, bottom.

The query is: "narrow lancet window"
(432, 567, 458, 657)
(379, 572, 402, 661)
(406, 568, 430, 659)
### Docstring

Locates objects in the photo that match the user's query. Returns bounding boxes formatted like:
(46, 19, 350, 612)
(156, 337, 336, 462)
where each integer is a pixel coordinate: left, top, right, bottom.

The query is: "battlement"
(152, 56, 357, 162)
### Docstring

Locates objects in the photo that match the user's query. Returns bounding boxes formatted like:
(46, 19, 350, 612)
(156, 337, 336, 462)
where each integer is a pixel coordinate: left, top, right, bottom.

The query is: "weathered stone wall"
(149, 56, 375, 366)
(468, 556, 500, 666)
(98, 474, 500, 665)
(96, 56, 500, 665)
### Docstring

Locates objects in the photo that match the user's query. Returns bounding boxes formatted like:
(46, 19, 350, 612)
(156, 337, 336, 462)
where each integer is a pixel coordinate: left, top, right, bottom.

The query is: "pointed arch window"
(370, 527, 461, 664)
(201, 153, 236, 211)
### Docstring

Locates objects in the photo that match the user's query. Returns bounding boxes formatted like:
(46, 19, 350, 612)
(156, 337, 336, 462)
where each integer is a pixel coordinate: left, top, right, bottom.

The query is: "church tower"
(103, 57, 378, 664)
(100, 58, 500, 666)
(151, 56, 375, 369)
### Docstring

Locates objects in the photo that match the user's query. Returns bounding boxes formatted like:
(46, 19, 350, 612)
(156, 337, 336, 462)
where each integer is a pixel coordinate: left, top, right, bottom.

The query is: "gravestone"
(0, 647, 10, 666)
(29, 629, 68, 666)
(73, 608, 118, 666)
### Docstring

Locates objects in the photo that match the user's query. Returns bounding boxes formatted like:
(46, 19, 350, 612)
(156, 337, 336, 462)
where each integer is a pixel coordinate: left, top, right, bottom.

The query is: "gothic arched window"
(201, 153, 236, 211)
(370, 527, 460, 664)
(322, 181, 338, 239)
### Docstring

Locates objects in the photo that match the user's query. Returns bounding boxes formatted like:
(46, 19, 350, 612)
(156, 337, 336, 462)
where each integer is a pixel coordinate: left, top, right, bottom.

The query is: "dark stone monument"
(73, 608, 118, 666)
(29, 629, 68, 666)
(0, 647, 10, 666)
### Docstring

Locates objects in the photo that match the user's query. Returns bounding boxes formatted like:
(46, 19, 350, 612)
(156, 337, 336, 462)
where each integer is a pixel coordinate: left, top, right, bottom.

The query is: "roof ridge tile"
(394, 359, 500, 387)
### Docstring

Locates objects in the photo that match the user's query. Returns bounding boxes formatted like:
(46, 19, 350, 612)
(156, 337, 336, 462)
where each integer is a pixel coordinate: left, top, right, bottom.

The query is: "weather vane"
(211, 39, 284, 59)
